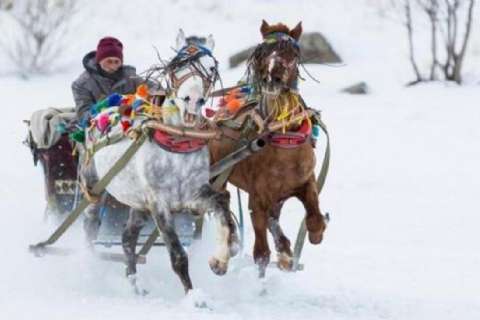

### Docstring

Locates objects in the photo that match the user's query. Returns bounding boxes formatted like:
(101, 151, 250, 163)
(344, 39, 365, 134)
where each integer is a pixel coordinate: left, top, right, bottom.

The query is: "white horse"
(86, 30, 239, 294)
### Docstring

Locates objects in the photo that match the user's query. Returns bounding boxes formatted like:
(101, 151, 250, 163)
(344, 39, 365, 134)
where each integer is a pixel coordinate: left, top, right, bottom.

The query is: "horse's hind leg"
(297, 175, 326, 244)
(122, 209, 147, 276)
(196, 185, 239, 276)
(153, 208, 193, 293)
(267, 200, 293, 271)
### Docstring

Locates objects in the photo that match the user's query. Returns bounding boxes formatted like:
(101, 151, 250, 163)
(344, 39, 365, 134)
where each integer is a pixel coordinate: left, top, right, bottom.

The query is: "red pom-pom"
(122, 106, 132, 117)
(121, 120, 131, 132)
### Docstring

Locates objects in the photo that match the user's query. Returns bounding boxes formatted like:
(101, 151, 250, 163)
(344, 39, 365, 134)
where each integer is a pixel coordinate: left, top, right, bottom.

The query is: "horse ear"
(176, 29, 187, 50)
(205, 34, 215, 51)
(289, 22, 303, 41)
(260, 19, 270, 38)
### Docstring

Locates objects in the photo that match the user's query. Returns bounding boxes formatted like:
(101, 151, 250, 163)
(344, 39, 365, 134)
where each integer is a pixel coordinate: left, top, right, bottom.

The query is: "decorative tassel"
(226, 99, 243, 113)
(136, 84, 149, 98)
(132, 99, 144, 110)
(107, 93, 122, 107)
(120, 120, 131, 132)
(96, 113, 110, 132)
(69, 130, 85, 143)
(122, 94, 135, 106)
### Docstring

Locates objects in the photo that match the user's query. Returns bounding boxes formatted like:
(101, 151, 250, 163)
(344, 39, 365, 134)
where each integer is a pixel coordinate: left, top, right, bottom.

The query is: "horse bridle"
(167, 45, 219, 98)
(260, 32, 300, 91)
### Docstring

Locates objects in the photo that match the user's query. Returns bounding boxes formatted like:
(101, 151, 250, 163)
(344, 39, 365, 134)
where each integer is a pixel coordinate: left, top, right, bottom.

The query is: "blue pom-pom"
(312, 125, 321, 140)
(132, 99, 144, 110)
(107, 93, 122, 107)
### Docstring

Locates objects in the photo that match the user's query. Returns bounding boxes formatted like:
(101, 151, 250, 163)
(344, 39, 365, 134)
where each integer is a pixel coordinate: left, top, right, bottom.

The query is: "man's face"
(99, 57, 122, 74)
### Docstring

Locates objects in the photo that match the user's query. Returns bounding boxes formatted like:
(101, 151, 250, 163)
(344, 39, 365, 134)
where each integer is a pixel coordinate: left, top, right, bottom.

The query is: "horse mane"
(143, 40, 211, 87)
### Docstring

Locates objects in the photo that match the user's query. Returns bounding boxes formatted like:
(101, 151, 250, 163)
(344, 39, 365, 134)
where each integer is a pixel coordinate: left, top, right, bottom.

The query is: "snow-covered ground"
(1, 1, 479, 319)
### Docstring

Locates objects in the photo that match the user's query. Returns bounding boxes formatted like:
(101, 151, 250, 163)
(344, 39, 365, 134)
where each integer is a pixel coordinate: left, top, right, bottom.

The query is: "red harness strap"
(152, 130, 207, 153)
(268, 119, 311, 149)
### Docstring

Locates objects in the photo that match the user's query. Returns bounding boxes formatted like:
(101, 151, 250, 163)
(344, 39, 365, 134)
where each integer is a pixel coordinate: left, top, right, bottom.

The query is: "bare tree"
(439, 0, 475, 83)
(417, 0, 440, 80)
(385, 0, 475, 85)
(404, 0, 424, 84)
(0, 0, 77, 78)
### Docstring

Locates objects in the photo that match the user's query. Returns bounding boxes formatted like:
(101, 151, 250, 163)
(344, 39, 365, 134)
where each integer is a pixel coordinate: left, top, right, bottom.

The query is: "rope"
(292, 113, 330, 270)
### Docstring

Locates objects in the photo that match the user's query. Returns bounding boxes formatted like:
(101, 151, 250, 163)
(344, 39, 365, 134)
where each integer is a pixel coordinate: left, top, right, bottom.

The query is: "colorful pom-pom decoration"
(96, 113, 110, 132)
(136, 84, 149, 98)
(107, 93, 123, 107)
(120, 120, 131, 132)
(69, 130, 85, 143)
(226, 99, 242, 113)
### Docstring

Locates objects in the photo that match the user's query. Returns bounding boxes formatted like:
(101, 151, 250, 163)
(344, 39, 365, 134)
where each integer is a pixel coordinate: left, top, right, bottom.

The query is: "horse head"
(248, 20, 302, 96)
(163, 29, 218, 128)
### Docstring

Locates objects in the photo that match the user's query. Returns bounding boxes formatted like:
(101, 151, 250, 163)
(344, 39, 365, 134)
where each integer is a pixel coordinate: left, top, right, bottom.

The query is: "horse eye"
(183, 96, 191, 103)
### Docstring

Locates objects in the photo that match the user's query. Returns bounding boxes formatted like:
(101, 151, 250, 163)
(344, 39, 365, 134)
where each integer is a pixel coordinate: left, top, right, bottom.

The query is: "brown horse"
(209, 20, 327, 277)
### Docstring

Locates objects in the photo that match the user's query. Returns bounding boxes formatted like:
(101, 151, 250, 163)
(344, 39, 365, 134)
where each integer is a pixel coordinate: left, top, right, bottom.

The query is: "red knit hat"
(95, 37, 123, 63)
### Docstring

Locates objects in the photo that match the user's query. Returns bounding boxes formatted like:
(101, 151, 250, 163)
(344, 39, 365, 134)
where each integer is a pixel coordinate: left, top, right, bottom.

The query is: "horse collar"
(152, 130, 206, 153)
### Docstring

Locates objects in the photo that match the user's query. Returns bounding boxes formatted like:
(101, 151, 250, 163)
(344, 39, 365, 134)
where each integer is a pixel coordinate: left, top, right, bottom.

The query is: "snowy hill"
(0, 1, 479, 319)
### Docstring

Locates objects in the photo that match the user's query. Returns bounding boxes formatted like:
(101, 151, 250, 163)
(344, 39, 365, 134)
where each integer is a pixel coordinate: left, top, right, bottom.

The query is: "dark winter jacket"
(71, 51, 144, 120)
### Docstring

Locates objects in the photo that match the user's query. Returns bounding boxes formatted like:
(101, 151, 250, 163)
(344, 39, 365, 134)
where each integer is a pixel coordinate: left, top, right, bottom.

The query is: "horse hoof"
(308, 230, 324, 244)
(276, 253, 293, 271)
(184, 289, 211, 310)
(209, 257, 228, 276)
(127, 274, 148, 296)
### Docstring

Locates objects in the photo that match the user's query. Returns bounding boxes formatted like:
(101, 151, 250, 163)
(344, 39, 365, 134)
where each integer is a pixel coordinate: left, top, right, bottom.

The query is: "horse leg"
(153, 208, 193, 294)
(197, 185, 240, 276)
(83, 197, 103, 245)
(122, 209, 147, 276)
(297, 175, 327, 244)
(122, 208, 148, 295)
(267, 200, 293, 271)
(79, 148, 102, 245)
(250, 198, 271, 278)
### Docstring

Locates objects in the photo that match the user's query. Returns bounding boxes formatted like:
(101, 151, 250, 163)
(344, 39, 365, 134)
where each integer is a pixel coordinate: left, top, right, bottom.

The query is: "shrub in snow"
(0, 0, 77, 78)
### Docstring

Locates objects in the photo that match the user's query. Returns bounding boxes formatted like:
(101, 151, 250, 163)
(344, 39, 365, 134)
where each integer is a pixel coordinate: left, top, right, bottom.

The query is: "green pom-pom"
(69, 130, 85, 143)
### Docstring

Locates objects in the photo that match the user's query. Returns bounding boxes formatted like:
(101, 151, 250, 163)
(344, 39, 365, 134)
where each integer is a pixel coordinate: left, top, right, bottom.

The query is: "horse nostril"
(197, 98, 205, 106)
